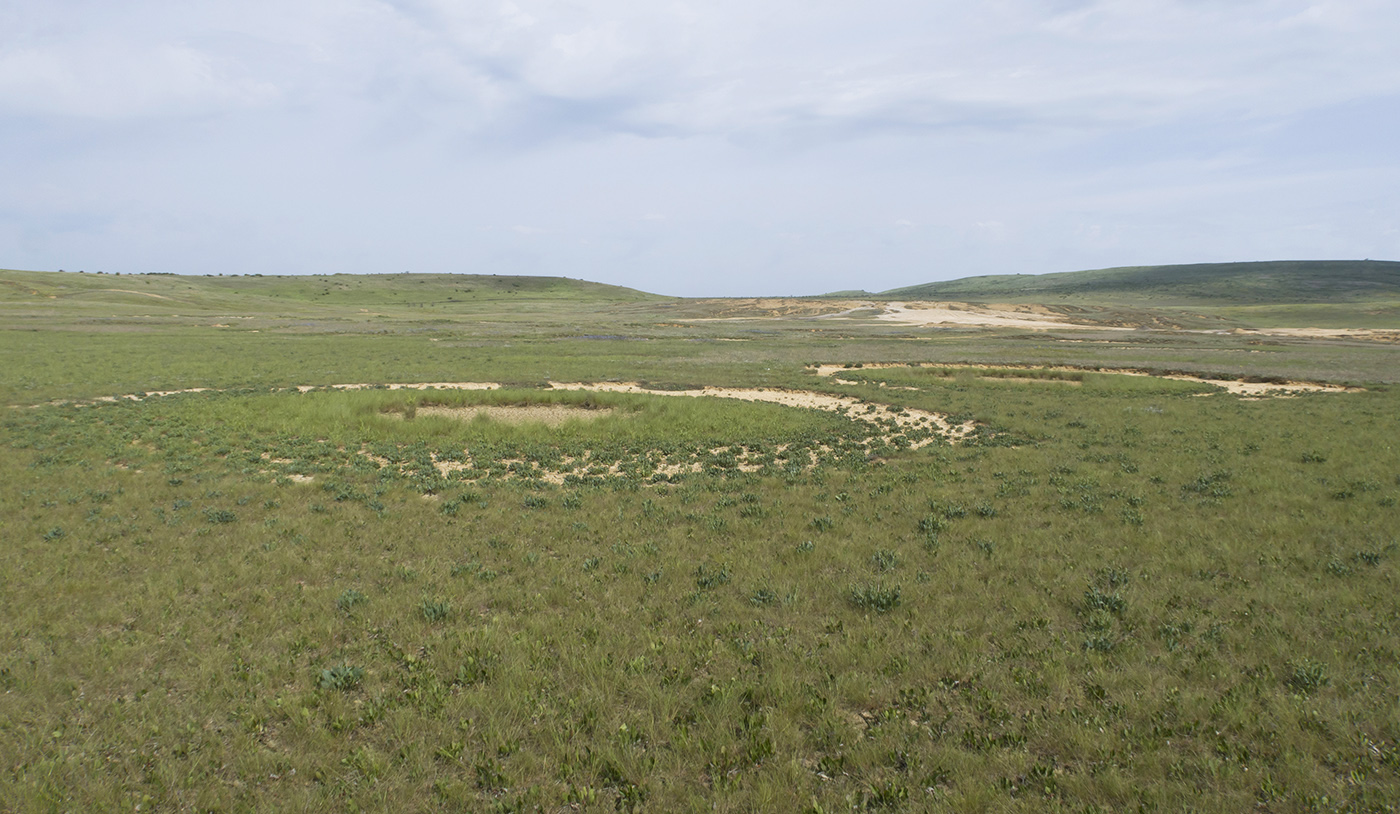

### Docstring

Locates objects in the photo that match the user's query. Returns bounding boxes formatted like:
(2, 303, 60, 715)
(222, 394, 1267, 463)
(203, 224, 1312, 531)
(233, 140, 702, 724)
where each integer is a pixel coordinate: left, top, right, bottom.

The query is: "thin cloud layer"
(2, 0, 1397, 294)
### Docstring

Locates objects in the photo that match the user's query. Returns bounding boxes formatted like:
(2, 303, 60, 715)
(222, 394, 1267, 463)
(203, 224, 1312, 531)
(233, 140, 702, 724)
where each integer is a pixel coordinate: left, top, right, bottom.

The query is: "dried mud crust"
(808, 363, 1363, 397)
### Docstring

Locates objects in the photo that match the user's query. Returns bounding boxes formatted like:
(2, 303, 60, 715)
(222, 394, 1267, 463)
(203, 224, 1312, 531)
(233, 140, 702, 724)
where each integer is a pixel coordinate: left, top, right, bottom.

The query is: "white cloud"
(1, 0, 1397, 293)
(6, 0, 1397, 136)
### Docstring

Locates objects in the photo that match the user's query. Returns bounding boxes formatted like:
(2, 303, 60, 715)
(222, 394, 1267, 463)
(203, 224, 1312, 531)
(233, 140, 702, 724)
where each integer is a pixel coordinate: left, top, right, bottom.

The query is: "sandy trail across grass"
(809, 363, 1362, 396)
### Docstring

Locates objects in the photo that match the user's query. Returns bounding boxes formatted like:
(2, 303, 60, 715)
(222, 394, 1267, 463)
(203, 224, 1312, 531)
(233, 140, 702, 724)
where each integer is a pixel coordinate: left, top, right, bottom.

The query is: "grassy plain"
(2, 268, 1398, 812)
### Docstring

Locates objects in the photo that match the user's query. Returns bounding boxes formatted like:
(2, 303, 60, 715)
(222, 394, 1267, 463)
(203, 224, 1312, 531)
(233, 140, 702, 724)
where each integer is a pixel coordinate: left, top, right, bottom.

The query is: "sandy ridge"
(547, 381, 975, 446)
(809, 363, 1361, 397)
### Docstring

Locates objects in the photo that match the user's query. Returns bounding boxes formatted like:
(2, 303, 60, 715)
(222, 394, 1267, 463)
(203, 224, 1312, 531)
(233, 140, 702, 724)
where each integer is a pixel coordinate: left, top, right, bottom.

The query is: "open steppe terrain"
(2, 263, 1398, 812)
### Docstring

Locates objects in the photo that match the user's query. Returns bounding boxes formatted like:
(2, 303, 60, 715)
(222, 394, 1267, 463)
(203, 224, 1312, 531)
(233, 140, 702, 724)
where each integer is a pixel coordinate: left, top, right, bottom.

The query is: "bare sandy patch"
(874, 301, 1123, 330)
(1142, 374, 1361, 396)
(388, 404, 615, 426)
(679, 299, 1119, 330)
(809, 363, 920, 377)
(1230, 327, 1400, 342)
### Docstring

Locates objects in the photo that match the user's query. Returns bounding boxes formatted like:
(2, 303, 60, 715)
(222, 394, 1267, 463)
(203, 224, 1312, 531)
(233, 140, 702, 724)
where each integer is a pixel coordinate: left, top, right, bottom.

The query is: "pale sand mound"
(390, 404, 614, 426)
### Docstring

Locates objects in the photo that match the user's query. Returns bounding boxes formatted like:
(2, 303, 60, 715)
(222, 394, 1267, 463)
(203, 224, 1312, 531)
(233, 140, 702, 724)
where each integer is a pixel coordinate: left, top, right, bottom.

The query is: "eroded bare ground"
(809, 363, 1363, 397)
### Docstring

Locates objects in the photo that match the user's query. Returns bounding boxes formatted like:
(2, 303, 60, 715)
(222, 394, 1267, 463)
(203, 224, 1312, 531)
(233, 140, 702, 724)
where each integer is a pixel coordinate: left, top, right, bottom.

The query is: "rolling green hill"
(0, 269, 665, 313)
(878, 260, 1400, 306)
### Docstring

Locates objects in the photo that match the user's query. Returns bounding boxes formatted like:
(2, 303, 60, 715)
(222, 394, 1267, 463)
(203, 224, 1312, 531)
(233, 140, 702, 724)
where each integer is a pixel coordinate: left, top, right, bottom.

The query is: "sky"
(2, 1, 1398, 296)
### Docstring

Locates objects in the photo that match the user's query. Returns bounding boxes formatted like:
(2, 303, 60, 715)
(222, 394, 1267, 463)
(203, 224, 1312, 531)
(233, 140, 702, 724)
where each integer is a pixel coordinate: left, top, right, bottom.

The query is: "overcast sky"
(2, 1, 1397, 295)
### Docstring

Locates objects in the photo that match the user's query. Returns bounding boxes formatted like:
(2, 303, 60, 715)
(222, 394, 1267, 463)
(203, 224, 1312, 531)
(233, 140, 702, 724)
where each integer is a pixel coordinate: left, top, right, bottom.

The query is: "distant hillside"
(0, 270, 667, 312)
(878, 261, 1400, 305)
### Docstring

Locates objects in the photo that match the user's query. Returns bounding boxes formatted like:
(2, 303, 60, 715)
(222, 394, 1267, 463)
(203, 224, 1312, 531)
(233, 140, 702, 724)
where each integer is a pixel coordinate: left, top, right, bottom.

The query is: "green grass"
(877, 260, 1400, 308)
(2, 267, 1399, 811)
